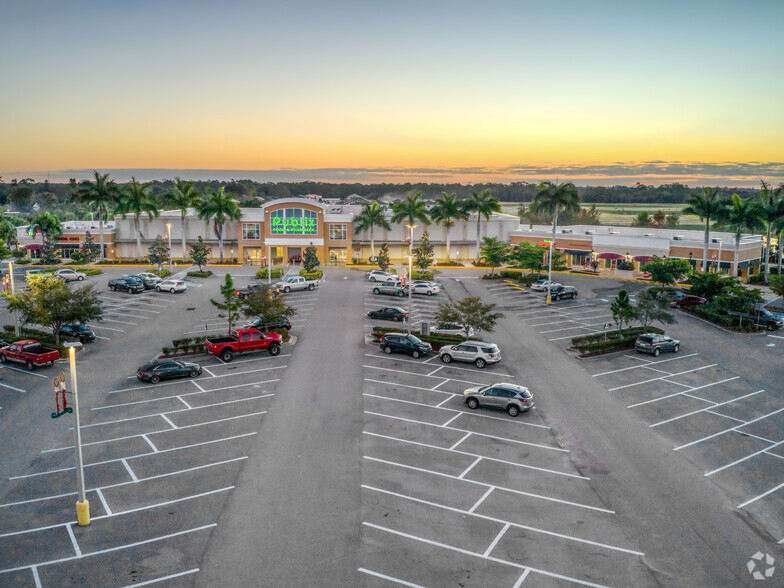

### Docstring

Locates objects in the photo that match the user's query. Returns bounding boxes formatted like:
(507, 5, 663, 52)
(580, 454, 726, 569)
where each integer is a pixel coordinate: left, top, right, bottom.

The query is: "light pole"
(407, 254, 413, 334)
(65, 341, 89, 526)
(267, 243, 272, 285)
(166, 223, 172, 273)
(8, 261, 19, 336)
(545, 239, 554, 305)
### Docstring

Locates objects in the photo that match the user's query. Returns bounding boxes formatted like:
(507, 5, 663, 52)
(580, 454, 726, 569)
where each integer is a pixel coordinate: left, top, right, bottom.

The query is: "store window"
(242, 223, 261, 240)
(270, 208, 318, 235)
(329, 224, 347, 241)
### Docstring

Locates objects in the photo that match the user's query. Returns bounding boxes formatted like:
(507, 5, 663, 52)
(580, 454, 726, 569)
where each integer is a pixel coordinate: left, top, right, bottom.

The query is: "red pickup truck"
(204, 327, 282, 362)
(0, 340, 60, 370)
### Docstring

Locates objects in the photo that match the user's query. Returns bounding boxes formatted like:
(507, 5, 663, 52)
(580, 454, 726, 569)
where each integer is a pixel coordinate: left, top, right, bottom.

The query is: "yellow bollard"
(76, 499, 90, 526)
(546, 295, 552, 305)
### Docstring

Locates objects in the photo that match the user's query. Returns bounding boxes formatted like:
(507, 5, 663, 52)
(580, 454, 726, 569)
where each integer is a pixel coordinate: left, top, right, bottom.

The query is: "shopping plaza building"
(14, 198, 765, 276)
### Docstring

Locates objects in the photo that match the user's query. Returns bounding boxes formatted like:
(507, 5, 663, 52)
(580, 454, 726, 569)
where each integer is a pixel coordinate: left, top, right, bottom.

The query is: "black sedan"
(367, 307, 408, 322)
(136, 360, 202, 384)
(243, 315, 292, 331)
(59, 323, 96, 343)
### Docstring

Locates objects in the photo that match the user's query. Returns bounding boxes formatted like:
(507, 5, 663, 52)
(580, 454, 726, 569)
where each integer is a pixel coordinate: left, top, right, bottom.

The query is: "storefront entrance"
(287, 247, 302, 263)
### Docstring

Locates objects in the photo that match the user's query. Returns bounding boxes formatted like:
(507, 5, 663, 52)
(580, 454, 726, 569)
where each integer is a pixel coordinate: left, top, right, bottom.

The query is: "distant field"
(501, 202, 703, 229)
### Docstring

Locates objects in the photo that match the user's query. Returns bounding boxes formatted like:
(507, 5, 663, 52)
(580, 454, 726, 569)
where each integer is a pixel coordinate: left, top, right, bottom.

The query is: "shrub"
(572, 326, 664, 356)
(299, 269, 323, 279)
(97, 259, 149, 265)
(256, 268, 283, 279)
(436, 260, 462, 266)
(480, 274, 502, 280)
(187, 270, 213, 278)
(748, 274, 765, 285)
(162, 346, 171, 356)
(412, 270, 433, 280)
(519, 273, 547, 286)
(499, 270, 522, 279)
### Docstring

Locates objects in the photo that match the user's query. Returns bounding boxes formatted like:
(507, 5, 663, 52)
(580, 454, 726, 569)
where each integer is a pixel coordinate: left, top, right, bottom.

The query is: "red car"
(666, 291, 706, 308)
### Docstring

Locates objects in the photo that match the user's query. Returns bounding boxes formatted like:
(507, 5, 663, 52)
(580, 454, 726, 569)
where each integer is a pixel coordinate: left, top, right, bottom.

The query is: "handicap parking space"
(0, 343, 288, 586)
(358, 343, 654, 586)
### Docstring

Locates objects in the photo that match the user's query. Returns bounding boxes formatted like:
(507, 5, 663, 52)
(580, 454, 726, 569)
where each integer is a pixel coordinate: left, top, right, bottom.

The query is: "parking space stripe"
(364, 431, 583, 478)
(65, 523, 82, 557)
(649, 390, 766, 428)
(484, 522, 511, 556)
(357, 568, 425, 587)
(738, 481, 784, 509)
(1, 365, 48, 378)
(469, 486, 494, 513)
(673, 407, 784, 451)
(458, 456, 482, 478)
(705, 410, 745, 423)
(121, 568, 200, 588)
(539, 322, 611, 334)
(609, 364, 717, 392)
(121, 458, 138, 482)
(95, 488, 112, 515)
(94, 387, 276, 411)
(141, 434, 158, 452)
(87, 324, 125, 332)
(704, 439, 784, 477)
(513, 569, 531, 588)
(437, 394, 456, 408)
(364, 364, 487, 386)
(31, 567, 41, 588)
(449, 431, 471, 450)
(627, 376, 740, 408)
(593, 354, 699, 377)
(366, 355, 518, 377)
(441, 413, 462, 427)
(0, 381, 26, 393)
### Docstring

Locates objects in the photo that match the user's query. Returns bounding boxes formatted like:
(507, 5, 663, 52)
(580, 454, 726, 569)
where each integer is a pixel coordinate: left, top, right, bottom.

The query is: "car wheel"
(373, 288, 381, 295)
(370, 277, 376, 282)
(674, 303, 681, 309)
(394, 315, 402, 322)
(475, 358, 486, 368)
(673, 344, 680, 352)
(412, 350, 421, 359)
(170, 288, 176, 293)
(110, 285, 116, 291)
(268, 343, 281, 356)
(284, 286, 291, 293)
(507, 405, 520, 417)
(0, 354, 5, 364)
(467, 398, 479, 409)
(441, 354, 452, 364)
(78, 276, 85, 281)
(653, 347, 661, 357)
(426, 291, 432, 296)
(767, 323, 776, 331)
(221, 349, 234, 362)
(383, 346, 392, 354)
(190, 370, 199, 378)
(26, 360, 34, 371)
(150, 375, 160, 384)
(308, 284, 315, 291)
(156, 286, 161, 292)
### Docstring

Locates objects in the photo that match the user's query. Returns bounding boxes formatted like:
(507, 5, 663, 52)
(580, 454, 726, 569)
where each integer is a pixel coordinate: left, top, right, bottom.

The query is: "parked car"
(411, 283, 439, 296)
(204, 327, 282, 362)
(366, 270, 395, 282)
(273, 276, 321, 292)
(136, 360, 202, 383)
(530, 279, 560, 291)
(372, 282, 407, 297)
(728, 309, 784, 331)
(136, 272, 162, 289)
(379, 333, 432, 358)
(156, 279, 187, 293)
(243, 315, 292, 331)
(656, 290, 706, 308)
(430, 323, 475, 338)
(463, 383, 533, 417)
(236, 282, 267, 299)
(635, 333, 680, 356)
(54, 268, 86, 282)
(438, 341, 501, 368)
(367, 307, 407, 322)
(549, 285, 578, 300)
(59, 323, 96, 343)
(108, 277, 144, 293)
(0, 340, 60, 371)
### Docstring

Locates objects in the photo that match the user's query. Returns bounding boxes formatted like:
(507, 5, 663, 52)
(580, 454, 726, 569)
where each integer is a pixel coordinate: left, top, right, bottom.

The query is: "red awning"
(24, 244, 43, 250)
(597, 252, 625, 260)
(633, 255, 654, 262)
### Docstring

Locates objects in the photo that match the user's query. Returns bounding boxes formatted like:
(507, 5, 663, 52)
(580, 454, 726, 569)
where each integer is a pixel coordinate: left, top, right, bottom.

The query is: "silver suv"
(438, 341, 501, 368)
(463, 383, 533, 417)
(372, 282, 407, 297)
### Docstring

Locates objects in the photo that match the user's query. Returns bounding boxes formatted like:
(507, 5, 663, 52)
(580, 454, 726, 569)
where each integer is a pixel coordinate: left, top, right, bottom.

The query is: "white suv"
(438, 341, 501, 368)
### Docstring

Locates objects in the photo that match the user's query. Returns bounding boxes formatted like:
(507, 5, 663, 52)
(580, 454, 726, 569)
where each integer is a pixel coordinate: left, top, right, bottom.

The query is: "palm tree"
(31, 211, 63, 263)
(75, 171, 119, 261)
(718, 193, 763, 277)
(352, 201, 391, 259)
(391, 193, 430, 258)
(756, 181, 784, 283)
(166, 178, 202, 261)
(464, 188, 501, 261)
(683, 187, 725, 273)
(772, 184, 784, 278)
(0, 218, 18, 250)
(198, 187, 241, 263)
(115, 177, 160, 259)
(430, 192, 468, 263)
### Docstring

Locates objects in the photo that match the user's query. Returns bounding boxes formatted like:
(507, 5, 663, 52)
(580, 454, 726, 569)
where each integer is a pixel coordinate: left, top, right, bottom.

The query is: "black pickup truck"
(235, 282, 279, 299)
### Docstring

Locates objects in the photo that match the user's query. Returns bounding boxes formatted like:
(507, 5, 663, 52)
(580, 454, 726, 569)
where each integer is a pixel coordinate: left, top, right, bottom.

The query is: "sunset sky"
(2, 1, 783, 186)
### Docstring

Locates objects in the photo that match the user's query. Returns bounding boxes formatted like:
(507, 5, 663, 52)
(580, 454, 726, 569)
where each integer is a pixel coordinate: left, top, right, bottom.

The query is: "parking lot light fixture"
(65, 341, 89, 526)
(166, 223, 172, 272)
(7, 261, 19, 336)
(407, 254, 413, 334)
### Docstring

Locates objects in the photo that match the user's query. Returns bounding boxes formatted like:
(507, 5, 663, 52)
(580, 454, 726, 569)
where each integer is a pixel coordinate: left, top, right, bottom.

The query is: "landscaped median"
(570, 326, 664, 357)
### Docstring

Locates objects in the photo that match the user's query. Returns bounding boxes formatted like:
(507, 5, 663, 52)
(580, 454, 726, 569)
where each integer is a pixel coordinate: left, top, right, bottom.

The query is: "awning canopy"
(633, 255, 654, 262)
(597, 252, 625, 260)
(24, 244, 43, 250)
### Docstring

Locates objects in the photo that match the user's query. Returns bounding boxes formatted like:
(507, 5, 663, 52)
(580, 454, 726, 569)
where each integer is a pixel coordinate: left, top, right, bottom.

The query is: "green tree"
(75, 171, 119, 261)
(198, 186, 241, 263)
(303, 246, 320, 272)
(391, 193, 430, 259)
(210, 274, 242, 334)
(81, 231, 99, 263)
(434, 296, 504, 337)
(6, 274, 103, 345)
(241, 284, 296, 323)
(683, 187, 726, 273)
(717, 193, 763, 277)
(610, 290, 635, 335)
(769, 274, 784, 297)
(166, 177, 202, 260)
(31, 211, 63, 264)
(631, 211, 652, 228)
(189, 236, 210, 271)
(8, 184, 33, 209)
(531, 181, 580, 284)
(643, 256, 692, 288)
(0, 218, 18, 250)
(430, 192, 468, 263)
(479, 237, 510, 275)
(510, 242, 546, 273)
(377, 243, 390, 271)
(634, 290, 676, 333)
(464, 188, 501, 262)
(665, 213, 680, 229)
(413, 230, 434, 271)
(352, 201, 391, 259)
(687, 272, 739, 300)
(756, 181, 784, 283)
(115, 177, 160, 259)
(148, 235, 170, 274)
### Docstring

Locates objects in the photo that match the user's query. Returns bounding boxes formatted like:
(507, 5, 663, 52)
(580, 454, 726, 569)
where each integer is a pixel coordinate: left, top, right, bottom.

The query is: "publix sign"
(271, 215, 317, 235)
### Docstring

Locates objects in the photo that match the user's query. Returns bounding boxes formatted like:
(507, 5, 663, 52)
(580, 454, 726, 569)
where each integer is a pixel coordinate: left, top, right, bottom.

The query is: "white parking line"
(363, 364, 487, 387)
(0, 365, 48, 378)
(627, 376, 740, 409)
(101, 317, 138, 325)
(121, 569, 200, 588)
(549, 330, 605, 341)
(673, 407, 784, 451)
(0, 381, 26, 393)
(539, 322, 612, 334)
(357, 568, 424, 587)
(608, 364, 717, 392)
(87, 324, 125, 332)
(704, 438, 784, 477)
(592, 354, 699, 377)
(738, 480, 784, 509)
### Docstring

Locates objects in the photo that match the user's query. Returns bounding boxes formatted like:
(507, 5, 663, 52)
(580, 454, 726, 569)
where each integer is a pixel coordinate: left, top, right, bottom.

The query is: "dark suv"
(379, 333, 432, 358)
(244, 315, 292, 331)
(549, 285, 577, 300)
(108, 276, 144, 293)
